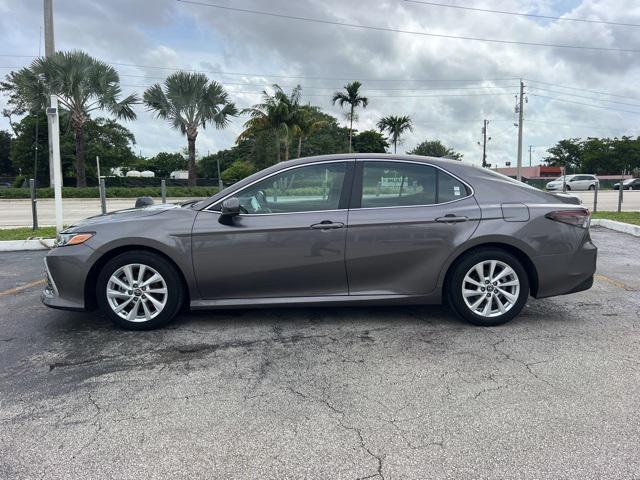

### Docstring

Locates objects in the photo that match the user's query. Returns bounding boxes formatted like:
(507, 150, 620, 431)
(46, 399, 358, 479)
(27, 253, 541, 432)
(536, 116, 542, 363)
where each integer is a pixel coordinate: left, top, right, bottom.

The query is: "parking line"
(0, 279, 46, 298)
(595, 274, 637, 292)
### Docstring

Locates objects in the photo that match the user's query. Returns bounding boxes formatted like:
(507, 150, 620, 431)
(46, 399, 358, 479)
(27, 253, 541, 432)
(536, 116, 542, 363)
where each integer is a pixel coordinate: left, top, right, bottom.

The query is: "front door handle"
(310, 220, 345, 230)
(435, 214, 468, 223)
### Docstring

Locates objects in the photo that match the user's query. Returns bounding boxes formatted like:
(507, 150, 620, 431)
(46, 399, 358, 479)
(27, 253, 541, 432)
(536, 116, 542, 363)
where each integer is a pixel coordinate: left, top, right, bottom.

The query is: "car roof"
(270, 153, 468, 169)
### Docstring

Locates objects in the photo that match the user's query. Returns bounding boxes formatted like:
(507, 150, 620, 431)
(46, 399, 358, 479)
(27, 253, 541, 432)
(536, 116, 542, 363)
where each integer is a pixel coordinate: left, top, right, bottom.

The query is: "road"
(0, 191, 639, 228)
(0, 227, 639, 479)
(0, 197, 200, 228)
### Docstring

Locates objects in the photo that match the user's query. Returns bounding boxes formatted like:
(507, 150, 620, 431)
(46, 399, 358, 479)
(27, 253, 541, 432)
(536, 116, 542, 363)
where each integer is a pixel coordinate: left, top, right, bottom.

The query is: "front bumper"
(41, 243, 95, 311)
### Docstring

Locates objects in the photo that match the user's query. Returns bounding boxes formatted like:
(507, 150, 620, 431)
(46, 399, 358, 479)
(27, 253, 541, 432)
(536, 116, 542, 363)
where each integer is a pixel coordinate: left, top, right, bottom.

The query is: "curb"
(0, 238, 55, 252)
(591, 219, 640, 237)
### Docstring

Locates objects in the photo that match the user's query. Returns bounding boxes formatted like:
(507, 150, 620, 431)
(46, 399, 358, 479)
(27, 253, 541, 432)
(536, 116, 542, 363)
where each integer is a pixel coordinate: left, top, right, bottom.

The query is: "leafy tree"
(239, 84, 300, 163)
(141, 152, 186, 178)
(544, 136, 640, 175)
(198, 139, 256, 177)
(543, 138, 583, 171)
(332, 81, 369, 153)
(9, 113, 136, 183)
(409, 139, 463, 160)
(83, 118, 137, 179)
(1, 51, 138, 187)
(353, 130, 389, 153)
(377, 115, 413, 154)
(0, 130, 12, 175)
(221, 160, 257, 184)
(144, 71, 237, 186)
(292, 105, 328, 158)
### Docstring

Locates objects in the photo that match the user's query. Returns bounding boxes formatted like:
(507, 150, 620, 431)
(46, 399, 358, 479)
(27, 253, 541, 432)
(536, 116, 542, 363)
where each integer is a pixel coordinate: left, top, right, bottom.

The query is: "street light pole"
(47, 95, 63, 233)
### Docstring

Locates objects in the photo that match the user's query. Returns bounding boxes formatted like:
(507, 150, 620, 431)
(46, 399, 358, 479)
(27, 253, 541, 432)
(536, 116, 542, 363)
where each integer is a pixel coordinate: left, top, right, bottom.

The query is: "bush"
(0, 186, 221, 199)
(12, 176, 25, 188)
(221, 161, 257, 184)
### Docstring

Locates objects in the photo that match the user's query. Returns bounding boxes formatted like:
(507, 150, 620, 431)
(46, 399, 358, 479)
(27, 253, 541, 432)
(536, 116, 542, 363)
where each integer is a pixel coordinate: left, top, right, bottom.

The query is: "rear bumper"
(532, 237, 597, 298)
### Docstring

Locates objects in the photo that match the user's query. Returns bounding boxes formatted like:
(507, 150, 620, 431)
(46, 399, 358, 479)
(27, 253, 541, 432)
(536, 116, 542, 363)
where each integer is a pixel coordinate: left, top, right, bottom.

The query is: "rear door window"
(359, 161, 468, 208)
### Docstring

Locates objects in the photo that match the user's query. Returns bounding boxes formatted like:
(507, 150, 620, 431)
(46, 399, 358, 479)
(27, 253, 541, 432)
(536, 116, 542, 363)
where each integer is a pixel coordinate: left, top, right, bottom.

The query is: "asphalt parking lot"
(0, 227, 639, 479)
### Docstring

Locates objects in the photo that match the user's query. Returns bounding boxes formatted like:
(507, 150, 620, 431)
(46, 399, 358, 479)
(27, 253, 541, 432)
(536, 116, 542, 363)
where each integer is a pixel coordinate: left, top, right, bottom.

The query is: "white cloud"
(1, 0, 639, 167)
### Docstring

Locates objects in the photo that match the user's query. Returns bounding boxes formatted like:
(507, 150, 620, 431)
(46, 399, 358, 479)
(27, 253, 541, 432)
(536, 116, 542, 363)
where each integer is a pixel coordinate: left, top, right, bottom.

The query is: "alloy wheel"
(461, 260, 520, 318)
(106, 263, 168, 322)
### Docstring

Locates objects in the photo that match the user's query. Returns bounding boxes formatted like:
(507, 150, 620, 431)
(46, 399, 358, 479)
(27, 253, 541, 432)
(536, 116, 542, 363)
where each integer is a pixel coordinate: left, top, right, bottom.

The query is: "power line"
(175, 0, 640, 54)
(120, 83, 514, 99)
(528, 86, 640, 109)
(113, 61, 519, 83)
(530, 94, 640, 115)
(403, 0, 640, 28)
(526, 78, 640, 101)
(118, 74, 517, 92)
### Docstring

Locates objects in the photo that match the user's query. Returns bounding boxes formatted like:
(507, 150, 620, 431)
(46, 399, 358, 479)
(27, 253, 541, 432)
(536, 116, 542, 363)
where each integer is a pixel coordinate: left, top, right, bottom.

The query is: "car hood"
(67, 203, 183, 230)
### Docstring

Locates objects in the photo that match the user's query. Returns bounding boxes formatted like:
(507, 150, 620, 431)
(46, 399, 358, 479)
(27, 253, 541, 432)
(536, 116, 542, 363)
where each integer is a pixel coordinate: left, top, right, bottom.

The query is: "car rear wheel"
(447, 249, 529, 326)
(588, 184, 595, 190)
(96, 251, 184, 330)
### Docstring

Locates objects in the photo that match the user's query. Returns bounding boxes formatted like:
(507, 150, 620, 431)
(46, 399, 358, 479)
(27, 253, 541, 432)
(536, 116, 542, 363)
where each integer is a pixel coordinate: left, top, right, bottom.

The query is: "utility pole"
(481, 119, 489, 168)
(529, 145, 532, 167)
(44, 0, 55, 187)
(47, 95, 63, 233)
(516, 80, 525, 182)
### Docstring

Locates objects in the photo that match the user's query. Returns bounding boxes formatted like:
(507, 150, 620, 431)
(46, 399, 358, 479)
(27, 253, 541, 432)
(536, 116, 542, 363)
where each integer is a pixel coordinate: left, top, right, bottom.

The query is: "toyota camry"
(43, 154, 597, 330)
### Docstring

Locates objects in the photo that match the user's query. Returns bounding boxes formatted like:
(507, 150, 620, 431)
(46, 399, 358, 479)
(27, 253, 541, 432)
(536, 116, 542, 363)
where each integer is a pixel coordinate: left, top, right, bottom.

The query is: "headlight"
(55, 232, 94, 247)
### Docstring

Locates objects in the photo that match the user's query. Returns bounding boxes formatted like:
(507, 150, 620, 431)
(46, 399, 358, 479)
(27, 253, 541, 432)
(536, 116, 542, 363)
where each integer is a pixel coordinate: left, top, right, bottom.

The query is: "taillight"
(545, 209, 591, 228)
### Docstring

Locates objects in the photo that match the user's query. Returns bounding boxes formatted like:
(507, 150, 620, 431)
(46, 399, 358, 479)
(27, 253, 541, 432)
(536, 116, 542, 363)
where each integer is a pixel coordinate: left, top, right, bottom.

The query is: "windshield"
(553, 176, 569, 181)
(623, 178, 634, 185)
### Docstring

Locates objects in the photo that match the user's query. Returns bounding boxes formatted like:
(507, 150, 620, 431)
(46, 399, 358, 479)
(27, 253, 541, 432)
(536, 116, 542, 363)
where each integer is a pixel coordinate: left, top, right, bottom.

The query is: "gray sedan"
(42, 154, 597, 330)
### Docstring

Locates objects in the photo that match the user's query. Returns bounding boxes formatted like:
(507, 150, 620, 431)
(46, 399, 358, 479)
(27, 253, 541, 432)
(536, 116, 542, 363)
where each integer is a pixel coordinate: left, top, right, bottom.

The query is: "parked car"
(43, 154, 597, 330)
(613, 178, 640, 190)
(0, 182, 11, 188)
(546, 174, 599, 191)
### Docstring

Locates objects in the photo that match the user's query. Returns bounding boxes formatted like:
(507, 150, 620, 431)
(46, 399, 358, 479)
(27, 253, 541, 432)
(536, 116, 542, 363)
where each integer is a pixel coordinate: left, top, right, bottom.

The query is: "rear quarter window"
(438, 171, 469, 202)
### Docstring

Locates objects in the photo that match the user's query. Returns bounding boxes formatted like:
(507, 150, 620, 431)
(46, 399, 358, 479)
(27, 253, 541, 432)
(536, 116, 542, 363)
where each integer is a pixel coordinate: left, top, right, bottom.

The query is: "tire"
(446, 248, 529, 327)
(96, 250, 184, 330)
(588, 184, 595, 190)
(565, 185, 571, 191)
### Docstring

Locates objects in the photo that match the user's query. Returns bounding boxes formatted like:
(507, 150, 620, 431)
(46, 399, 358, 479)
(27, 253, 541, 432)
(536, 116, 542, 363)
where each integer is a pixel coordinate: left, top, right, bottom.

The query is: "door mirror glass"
(219, 197, 241, 224)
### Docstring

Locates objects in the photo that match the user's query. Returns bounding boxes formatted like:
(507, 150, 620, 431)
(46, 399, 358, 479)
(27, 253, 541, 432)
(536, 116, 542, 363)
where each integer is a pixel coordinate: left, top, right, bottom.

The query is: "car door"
(575, 175, 589, 190)
(191, 160, 354, 299)
(345, 160, 481, 296)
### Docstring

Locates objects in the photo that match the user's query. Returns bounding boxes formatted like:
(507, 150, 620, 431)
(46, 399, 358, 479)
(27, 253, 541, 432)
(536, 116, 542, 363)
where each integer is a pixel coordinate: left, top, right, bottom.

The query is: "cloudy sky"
(1, 0, 639, 167)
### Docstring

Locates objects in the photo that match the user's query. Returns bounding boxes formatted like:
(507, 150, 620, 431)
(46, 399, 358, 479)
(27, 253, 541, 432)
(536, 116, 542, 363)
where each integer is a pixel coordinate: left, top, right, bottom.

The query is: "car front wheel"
(96, 250, 184, 330)
(447, 249, 529, 326)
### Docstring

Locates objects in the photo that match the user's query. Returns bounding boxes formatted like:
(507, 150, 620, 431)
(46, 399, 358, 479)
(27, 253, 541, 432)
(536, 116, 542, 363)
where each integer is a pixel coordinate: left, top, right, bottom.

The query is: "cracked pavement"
(0, 227, 639, 479)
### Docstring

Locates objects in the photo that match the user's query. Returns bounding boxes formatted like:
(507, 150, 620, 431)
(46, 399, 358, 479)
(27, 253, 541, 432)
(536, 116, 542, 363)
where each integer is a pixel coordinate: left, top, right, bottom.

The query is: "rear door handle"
(435, 215, 468, 223)
(310, 220, 345, 230)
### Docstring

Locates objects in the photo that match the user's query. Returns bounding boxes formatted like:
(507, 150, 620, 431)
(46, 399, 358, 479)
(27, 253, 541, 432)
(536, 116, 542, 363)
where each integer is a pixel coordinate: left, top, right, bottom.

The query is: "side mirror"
(219, 197, 240, 225)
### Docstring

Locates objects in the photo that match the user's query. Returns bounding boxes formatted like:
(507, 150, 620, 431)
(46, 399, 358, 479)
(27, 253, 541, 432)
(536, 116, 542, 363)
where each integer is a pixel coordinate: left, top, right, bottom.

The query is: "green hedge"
(0, 186, 221, 199)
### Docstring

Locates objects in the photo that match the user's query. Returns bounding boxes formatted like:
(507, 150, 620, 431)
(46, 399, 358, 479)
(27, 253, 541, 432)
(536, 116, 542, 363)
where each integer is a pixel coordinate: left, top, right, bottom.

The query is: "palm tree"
(332, 81, 368, 153)
(144, 72, 237, 186)
(377, 115, 413, 154)
(1, 51, 138, 187)
(239, 85, 300, 163)
(292, 106, 328, 158)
